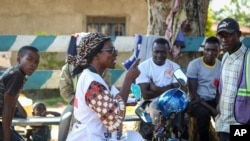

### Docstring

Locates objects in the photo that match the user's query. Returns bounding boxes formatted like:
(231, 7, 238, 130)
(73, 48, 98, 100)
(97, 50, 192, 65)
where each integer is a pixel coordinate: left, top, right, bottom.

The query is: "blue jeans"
(0, 122, 25, 141)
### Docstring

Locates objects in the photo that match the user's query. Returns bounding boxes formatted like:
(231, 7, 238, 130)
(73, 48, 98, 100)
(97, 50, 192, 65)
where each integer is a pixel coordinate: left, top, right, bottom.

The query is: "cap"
(217, 18, 240, 34)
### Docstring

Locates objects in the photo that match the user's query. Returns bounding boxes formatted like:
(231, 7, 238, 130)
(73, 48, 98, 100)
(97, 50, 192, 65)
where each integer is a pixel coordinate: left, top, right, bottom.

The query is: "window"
(87, 16, 126, 36)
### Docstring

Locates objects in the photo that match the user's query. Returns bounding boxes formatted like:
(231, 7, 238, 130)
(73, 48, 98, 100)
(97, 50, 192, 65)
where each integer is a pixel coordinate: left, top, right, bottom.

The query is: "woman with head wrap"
(66, 32, 140, 141)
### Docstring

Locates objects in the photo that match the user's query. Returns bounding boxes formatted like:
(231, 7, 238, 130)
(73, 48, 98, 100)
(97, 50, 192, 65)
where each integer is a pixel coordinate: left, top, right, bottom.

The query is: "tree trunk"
(147, 0, 211, 36)
(146, 0, 211, 73)
(184, 0, 210, 36)
(146, 0, 172, 35)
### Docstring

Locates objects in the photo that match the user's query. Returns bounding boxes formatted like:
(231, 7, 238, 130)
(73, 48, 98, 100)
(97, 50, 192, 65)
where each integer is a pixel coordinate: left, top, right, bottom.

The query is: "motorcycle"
(135, 68, 190, 141)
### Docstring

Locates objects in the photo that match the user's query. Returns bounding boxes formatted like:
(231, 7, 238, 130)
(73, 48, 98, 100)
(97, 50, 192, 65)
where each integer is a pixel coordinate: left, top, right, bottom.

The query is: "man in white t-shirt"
(135, 38, 184, 140)
(136, 38, 180, 104)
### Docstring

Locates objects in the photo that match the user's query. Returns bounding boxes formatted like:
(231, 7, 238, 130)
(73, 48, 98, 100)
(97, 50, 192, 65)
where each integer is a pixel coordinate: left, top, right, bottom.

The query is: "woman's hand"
(119, 58, 141, 103)
(125, 58, 140, 82)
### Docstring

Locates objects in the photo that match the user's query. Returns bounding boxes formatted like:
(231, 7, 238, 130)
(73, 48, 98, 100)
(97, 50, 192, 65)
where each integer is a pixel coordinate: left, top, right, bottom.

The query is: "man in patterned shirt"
(215, 18, 249, 141)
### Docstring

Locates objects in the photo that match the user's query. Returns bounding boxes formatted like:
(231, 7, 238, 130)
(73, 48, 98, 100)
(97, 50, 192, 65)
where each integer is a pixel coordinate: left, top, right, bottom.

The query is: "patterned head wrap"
(68, 32, 110, 68)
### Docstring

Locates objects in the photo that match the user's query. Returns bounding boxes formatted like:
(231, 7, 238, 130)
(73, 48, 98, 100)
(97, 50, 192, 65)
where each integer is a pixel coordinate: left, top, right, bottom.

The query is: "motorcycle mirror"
(173, 68, 187, 86)
(135, 107, 152, 123)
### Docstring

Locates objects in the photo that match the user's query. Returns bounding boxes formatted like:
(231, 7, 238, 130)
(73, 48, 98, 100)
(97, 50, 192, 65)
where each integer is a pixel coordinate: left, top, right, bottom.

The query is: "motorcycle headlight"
(157, 88, 189, 118)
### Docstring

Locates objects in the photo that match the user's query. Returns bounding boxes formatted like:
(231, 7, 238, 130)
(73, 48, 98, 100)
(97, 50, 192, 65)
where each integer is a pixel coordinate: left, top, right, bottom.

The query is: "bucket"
(18, 93, 33, 116)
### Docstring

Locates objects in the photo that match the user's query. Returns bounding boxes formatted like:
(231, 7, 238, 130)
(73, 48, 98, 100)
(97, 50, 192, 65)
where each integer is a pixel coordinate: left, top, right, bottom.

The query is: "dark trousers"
(0, 122, 25, 141)
(218, 132, 230, 141)
(190, 99, 217, 141)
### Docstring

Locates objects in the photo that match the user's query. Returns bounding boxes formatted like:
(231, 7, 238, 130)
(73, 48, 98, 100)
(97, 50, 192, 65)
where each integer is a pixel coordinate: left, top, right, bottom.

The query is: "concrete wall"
(0, 0, 148, 35)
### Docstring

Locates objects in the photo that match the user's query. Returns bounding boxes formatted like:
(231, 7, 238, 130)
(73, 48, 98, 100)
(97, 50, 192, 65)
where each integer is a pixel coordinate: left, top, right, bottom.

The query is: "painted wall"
(0, 0, 148, 35)
(2, 34, 249, 89)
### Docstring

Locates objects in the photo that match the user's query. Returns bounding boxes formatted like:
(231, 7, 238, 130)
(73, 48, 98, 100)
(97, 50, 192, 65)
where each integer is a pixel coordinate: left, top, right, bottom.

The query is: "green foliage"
(205, 7, 216, 36)
(211, 0, 250, 27)
(115, 63, 124, 69)
(34, 32, 65, 70)
(35, 96, 67, 107)
(38, 52, 65, 70)
(22, 89, 67, 107)
(35, 32, 57, 36)
(37, 52, 123, 70)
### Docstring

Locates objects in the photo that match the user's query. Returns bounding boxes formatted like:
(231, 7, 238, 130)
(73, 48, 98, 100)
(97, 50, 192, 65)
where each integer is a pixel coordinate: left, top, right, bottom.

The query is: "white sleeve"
(135, 63, 150, 84)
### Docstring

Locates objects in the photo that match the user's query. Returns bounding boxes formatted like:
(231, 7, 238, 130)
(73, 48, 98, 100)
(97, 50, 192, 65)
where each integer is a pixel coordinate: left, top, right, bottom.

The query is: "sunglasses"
(100, 48, 118, 55)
